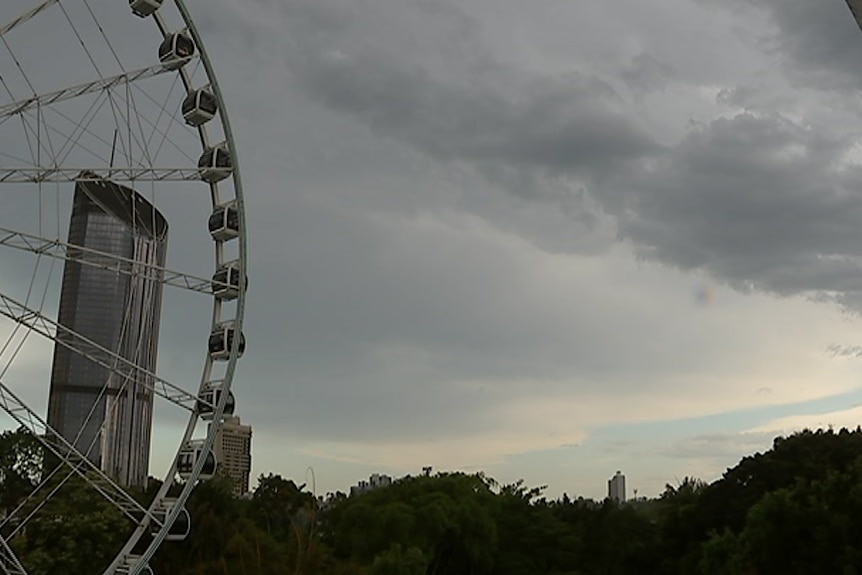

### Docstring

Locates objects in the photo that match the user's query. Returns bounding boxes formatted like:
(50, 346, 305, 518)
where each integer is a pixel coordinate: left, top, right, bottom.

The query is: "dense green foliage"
(5, 425, 862, 573)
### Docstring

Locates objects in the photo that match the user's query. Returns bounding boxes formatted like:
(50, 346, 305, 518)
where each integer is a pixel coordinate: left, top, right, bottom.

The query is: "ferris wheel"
(0, 0, 247, 574)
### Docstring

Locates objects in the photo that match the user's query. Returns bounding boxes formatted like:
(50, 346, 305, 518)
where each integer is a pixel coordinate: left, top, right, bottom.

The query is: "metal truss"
(0, 58, 196, 120)
(0, 166, 230, 183)
(0, 376, 154, 524)
(0, 536, 28, 575)
(0, 0, 59, 39)
(0, 226, 223, 294)
(0, 292, 209, 412)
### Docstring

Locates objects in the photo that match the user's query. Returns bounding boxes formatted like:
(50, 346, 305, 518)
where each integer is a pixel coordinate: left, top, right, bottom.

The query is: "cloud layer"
(5, 0, 862, 498)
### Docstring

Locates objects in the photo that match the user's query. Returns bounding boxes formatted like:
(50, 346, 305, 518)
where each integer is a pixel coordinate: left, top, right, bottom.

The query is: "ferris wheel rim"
(0, 1, 249, 573)
(110, 1, 249, 573)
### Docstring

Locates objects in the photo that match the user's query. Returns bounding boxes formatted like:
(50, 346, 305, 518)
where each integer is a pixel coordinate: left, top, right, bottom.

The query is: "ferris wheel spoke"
(0, 292, 207, 412)
(106, 80, 202, 168)
(79, 0, 126, 74)
(44, 91, 114, 171)
(0, 146, 31, 166)
(0, 59, 196, 122)
(16, 110, 57, 175)
(8, 104, 40, 173)
(0, 166, 224, 182)
(126, 82, 157, 172)
(105, 87, 173, 173)
(144, 63, 187, 159)
(0, 377, 153, 523)
(0, 0, 59, 39)
(11, 93, 119, 176)
(35, 105, 60, 176)
(0, 226, 226, 295)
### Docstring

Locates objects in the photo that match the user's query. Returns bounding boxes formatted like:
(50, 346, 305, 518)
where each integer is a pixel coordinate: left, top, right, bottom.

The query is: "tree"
(10, 475, 130, 575)
(324, 472, 498, 574)
(249, 473, 321, 573)
(0, 426, 43, 513)
(368, 544, 427, 575)
(657, 477, 709, 573)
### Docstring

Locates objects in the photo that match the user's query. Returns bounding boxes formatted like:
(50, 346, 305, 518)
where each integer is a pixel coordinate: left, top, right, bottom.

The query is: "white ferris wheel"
(0, 0, 247, 574)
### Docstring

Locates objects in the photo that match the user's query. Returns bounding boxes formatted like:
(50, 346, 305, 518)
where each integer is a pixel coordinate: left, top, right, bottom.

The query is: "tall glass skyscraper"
(47, 175, 168, 488)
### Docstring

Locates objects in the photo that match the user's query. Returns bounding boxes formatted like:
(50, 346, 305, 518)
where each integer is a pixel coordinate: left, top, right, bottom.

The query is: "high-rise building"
(213, 415, 252, 495)
(47, 175, 168, 488)
(608, 470, 626, 503)
(349, 473, 393, 497)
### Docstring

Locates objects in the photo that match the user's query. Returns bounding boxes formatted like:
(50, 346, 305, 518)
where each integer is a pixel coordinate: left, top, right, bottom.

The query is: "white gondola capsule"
(198, 146, 232, 183)
(182, 89, 218, 126)
(177, 441, 217, 481)
(208, 203, 240, 241)
(129, 0, 163, 17)
(158, 32, 195, 70)
(208, 325, 246, 361)
(212, 262, 247, 301)
(151, 499, 191, 541)
(197, 383, 236, 420)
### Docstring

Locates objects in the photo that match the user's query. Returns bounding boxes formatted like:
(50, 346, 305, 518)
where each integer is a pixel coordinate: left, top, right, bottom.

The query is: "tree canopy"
(3, 426, 862, 573)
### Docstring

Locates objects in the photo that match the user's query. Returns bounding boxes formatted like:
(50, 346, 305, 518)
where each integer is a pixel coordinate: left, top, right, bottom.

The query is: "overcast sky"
(7, 0, 862, 500)
(187, 0, 862, 498)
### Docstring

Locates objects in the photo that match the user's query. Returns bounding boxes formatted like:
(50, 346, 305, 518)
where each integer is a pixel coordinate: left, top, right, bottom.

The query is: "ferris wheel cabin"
(208, 202, 240, 241)
(159, 32, 195, 70)
(129, 0, 163, 17)
(198, 145, 232, 183)
(151, 499, 191, 541)
(212, 261, 246, 301)
(182, 89, 218, 127)
(177, 440, 217, 481)
(208, 324, 246, 360)
(197, 382, 236, 420)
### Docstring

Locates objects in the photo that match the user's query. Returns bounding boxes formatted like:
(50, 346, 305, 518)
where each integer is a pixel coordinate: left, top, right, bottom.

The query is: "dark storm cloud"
(264, 0, 663, 194)
(152, 0, 862, 462)
(621, 52, 676, 95)
(700, 0, 862, 90)
(239, 0, 862, 311)
(615, 112, 862, 302)
(612, 0, 862, 306)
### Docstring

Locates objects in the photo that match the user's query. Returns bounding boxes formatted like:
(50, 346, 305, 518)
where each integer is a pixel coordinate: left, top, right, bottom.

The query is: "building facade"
(47, 175, 167, 488)
(349, 473, 393, 497)
(213, 415, 252, 495)
(608, 470, 626, 503)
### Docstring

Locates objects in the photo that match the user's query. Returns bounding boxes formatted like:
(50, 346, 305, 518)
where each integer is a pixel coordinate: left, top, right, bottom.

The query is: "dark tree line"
(4, 426, 862, 573)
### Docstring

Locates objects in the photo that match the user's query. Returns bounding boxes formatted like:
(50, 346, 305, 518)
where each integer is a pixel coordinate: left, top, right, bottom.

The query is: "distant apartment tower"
(608, 470, 626, 503)
(350, 473, 393, 497)
(47, 175, 167, 488)
(213, 415, 252, 495)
